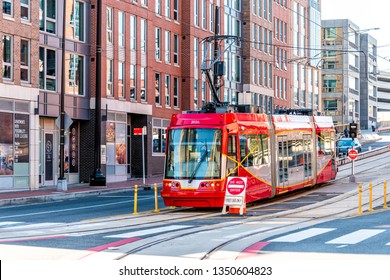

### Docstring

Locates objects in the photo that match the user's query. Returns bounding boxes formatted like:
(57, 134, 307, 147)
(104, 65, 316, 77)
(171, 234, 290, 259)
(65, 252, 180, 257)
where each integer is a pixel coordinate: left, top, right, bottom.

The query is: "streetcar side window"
(317, 131, 335, 155)
(239, 134, 269, 168)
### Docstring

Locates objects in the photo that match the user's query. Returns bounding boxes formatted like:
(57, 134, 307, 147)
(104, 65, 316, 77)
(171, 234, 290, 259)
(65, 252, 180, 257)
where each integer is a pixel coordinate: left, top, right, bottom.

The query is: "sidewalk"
(0, 176, 163, 206)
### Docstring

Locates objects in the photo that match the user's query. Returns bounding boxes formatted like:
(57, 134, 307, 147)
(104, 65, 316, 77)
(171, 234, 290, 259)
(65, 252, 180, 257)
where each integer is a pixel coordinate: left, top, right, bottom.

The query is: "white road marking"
(0, 222, 24, 227)
(269, 228, 336, 242)
(326, 229, 385, 244)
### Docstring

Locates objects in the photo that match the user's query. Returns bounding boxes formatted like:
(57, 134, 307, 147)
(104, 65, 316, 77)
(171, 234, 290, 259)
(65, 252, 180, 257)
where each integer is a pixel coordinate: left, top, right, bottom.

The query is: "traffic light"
(349, 122, 358, 140)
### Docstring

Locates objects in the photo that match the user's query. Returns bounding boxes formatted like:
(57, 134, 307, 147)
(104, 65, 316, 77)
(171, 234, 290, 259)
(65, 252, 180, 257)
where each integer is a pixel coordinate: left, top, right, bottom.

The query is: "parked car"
(336, 138, 362, 157)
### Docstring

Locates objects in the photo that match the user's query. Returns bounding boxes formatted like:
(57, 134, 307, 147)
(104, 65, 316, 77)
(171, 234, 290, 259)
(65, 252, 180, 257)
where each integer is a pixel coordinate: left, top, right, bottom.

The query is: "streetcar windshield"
(165, 128, 222, 180)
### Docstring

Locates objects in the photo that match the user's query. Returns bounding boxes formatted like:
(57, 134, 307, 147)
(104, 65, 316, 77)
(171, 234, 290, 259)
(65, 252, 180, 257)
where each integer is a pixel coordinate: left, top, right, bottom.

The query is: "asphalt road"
(1, 136, 390, 260)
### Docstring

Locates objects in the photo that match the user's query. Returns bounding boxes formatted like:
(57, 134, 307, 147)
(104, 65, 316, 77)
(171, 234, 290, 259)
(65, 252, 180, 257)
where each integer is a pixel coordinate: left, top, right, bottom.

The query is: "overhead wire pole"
(57, 0, 67, 191)
(213, 5, 220, 100)
(90, 0, 106, 186)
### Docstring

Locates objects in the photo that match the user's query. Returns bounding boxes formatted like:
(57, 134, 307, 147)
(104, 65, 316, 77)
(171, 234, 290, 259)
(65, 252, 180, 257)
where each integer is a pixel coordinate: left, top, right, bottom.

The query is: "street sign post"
(348, 149, 358, 182)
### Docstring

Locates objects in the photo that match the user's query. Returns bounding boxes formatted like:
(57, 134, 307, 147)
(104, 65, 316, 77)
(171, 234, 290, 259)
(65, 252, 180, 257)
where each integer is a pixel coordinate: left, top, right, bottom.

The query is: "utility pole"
(90, 0, 106, 186)
(57, 0, 67, 191)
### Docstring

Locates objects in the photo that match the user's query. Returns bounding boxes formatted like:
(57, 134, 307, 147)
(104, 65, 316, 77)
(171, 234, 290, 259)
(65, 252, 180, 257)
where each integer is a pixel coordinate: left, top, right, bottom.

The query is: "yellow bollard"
(153, 183, 160, 213)
(384, 181, 388, 209)
(369, 182, 373, 212)
(133, 185, 138, 215)
(358, 183, 363, 215)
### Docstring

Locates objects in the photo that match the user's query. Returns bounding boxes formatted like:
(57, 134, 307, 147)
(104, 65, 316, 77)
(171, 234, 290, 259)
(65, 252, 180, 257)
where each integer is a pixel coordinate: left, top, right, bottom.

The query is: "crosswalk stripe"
(0, 222, 64, 230)
(105, 225, 192, 238)
(326, 229, 385, 244)
(0, 222, 24, 227)
(269, 228, 336, 242)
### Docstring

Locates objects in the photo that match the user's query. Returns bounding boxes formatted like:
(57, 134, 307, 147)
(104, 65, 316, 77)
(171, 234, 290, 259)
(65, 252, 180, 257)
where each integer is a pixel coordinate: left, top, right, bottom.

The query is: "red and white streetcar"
(161, 107, 337, 208)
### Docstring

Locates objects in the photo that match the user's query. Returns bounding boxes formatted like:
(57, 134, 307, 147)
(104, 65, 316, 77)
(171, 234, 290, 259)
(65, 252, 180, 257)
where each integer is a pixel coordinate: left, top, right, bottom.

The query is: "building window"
(165, 30, 171, 63)
(324, 99, 338, 111)
(130, 64, 136, 99)
(140, 67, 146, 101)
(67, 0, 84, 41)
(152, 119, 167, 154)
(118, 11, 125, 47)
(202, 0, 207, 29)
(141, 0, 147, 6)
(0, 112, 30, 179)
(232, 55, 241, 83)
(155, 0, 161, 15)
(39, 47, 56, 91)
(155, 28, 161, 60)
(21, 0, 30, 21)
(107, 59, 113, 96)
(194, 79, 198, 109)
(173, 34, 179, 65)
(173, 0, 178, 21)
(130, 15, 136, 50)
(106, 7, 113, 44)
(209, 2, 214, 32)
(173, 77, 179, 108)
(2, 35, 13, 80)
(67, 53, 84, 95)
(20, 39, 30, 83)
(323, 76, 337, 93)
(194, 0, 199, 26)
(140, 19, 147, 53)
(118, 62, 125, 98)
(155, 73, 161, 105)
(201, 80, 206, 105)
(165, 75, 170, 107)
(39, 0, 56, 34)
(194, 37, 198, 68)
(165, 0, 171, 19)
(2, 0, 12, 16)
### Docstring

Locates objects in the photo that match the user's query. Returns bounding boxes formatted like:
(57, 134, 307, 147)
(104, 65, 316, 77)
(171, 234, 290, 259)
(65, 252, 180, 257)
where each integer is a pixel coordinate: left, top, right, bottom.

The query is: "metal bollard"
(384, 181, 388, 209)
(133, 184, 139, 215)
(369, 182, 373, 212)
(358, 183, 363, 215)
(153, 183, 160, 213)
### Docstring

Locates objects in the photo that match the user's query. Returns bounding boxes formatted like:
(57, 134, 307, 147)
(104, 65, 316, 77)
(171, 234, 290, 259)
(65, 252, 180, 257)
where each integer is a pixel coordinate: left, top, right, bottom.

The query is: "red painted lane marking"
(0, 235, 67, 243)
(87, 238, 141, 252)
(237, 241, 270, 259)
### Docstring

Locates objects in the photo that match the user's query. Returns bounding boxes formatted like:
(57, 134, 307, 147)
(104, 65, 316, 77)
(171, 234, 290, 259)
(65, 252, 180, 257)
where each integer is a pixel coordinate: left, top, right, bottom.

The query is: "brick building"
(1, 0, 323, 191)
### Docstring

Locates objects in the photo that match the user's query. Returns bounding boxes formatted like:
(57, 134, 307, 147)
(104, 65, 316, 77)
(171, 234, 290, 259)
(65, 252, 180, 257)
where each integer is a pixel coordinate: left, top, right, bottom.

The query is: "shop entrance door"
(44, 133, 54, 186)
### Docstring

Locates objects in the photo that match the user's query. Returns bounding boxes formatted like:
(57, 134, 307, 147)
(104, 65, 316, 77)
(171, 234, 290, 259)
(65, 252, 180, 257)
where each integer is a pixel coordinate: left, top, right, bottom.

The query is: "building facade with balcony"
(377, 70, 390, 127)
(321, 19, 378, 132)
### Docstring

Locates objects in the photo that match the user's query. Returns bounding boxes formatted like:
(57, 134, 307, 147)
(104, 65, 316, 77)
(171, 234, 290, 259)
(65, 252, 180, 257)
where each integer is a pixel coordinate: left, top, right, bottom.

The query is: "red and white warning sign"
(222, 177, 247, 215)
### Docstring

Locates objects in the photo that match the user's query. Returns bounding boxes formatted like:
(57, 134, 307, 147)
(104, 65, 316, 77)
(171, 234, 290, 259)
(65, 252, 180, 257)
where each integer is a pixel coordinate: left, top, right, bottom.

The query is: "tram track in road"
(2, 147, 389, 259)
(112, 183, 373, 260)
(0, 207, 220, 242)
(108, 151, 390, 260)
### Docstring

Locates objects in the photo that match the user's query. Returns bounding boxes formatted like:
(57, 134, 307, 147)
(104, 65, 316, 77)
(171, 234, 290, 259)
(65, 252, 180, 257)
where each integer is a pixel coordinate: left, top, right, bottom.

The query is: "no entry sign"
(348, 149, 358, 160)
(222, 177, 247, 215)
(226, 177, 246, 195)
